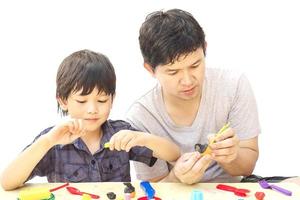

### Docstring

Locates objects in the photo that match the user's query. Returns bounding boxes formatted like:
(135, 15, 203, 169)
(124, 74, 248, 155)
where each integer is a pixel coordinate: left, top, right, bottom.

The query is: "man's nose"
(181, 71, 193, 86)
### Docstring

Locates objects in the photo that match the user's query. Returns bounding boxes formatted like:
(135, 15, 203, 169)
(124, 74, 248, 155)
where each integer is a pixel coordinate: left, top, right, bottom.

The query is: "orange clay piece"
(201, 123, 230, 156)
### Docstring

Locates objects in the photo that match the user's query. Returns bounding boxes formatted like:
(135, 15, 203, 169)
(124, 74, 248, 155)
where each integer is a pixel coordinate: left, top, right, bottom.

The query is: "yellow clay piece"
(104, 142, 110, 148)
(18, 188, 51, 200)
(82, 194, 92, 200)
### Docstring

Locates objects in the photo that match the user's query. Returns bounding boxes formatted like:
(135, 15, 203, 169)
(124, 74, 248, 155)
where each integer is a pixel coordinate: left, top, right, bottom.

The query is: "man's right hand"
(172, 152, 212, 184)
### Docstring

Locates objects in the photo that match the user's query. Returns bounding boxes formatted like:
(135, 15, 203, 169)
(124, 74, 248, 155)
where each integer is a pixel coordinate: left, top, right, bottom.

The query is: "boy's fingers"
(67, 120, 75, 134)
(109, 136, 116, 151)
(121, 134, 133, 150)
(125, 139, 136, 152)
(78, 119, 84, 132)
(114, 135, 124, 151)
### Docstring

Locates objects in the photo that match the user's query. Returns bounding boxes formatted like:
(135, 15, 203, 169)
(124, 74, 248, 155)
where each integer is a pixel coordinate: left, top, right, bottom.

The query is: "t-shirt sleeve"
(228, 74, 261, 140)
(126, 103, 170, 180)
(24, 127, 55, 182)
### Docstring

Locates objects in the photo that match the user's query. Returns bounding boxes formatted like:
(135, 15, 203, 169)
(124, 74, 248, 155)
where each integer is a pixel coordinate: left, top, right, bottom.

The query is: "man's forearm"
(220, 147, 258, 176)
(159, 169, 180, 182)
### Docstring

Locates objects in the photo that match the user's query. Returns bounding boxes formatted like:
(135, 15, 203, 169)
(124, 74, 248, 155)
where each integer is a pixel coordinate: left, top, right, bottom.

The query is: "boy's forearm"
(142, 133, 180, 162)
(0, 135, 53, 191)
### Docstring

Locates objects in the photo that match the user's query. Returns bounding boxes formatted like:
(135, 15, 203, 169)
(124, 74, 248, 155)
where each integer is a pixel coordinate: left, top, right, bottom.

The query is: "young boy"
(0, 49, 180, 191)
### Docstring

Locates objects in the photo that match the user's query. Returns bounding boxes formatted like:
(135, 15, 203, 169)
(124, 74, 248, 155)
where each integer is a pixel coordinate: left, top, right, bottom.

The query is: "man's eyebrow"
(190, 59, 201, 66)
(165, 68, 178, 71)
(166, 59, 202, 71)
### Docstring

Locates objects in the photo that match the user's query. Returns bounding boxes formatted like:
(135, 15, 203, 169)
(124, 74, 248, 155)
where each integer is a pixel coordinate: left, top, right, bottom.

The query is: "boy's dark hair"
(56, 49, 116, 115)
(139, 9, 206, 70)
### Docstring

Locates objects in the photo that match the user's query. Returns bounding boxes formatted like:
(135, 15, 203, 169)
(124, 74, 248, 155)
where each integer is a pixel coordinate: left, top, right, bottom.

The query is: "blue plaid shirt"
(26, 120, 156, 182)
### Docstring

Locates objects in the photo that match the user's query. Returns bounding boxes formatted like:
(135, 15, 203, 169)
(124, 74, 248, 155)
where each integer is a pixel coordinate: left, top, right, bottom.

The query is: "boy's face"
(147, 48, 205, 102)
(59, 88, 112, 133)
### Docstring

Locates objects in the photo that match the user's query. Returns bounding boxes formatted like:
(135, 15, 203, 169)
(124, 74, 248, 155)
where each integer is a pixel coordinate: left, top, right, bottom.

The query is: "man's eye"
(98, 99, 108, 103)
(168, 71, 178, 75)
(76, 100, 86, 103)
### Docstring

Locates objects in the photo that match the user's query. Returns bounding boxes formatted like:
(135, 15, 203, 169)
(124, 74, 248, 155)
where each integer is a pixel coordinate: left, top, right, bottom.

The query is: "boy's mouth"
(84, 118, 100, 121)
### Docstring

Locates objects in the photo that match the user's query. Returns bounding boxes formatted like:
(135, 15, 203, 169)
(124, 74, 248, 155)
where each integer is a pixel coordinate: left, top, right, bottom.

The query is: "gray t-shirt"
(126, 68, 261, 182)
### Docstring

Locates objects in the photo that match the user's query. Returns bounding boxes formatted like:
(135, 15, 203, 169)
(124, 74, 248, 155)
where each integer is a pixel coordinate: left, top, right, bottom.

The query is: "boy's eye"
(98, 99, 108, 103)
(76, 100, 86, 103)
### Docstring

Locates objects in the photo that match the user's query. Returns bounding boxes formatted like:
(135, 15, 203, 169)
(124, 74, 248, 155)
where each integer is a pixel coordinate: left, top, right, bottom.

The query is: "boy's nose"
(87, 103, 98, 114)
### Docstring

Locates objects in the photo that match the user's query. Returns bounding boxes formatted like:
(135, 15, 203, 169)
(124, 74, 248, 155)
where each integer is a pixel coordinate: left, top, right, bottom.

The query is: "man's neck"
(163, 92, 201, 127)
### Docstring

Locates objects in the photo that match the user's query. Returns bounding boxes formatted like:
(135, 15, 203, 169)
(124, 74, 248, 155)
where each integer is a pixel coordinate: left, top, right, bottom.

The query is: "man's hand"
(46, 118, 86, 146)
(208, 127, 240, 164)
(108, 130, 146, 152)
(172, 152, 212, 184)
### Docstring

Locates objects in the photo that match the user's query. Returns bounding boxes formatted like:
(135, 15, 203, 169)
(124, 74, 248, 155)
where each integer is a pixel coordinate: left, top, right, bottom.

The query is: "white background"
(0, 0, 299, 182)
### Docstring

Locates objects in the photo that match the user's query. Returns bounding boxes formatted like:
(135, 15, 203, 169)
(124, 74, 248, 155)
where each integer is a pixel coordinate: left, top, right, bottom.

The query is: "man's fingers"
(177, 152, 200, 174)
(212, 147, 235, 156)
(192, 154, 212, 174)
(207, 134, 215, 143)
(212, 154, 236, 164)
(181, 152, 200, 162)
(214, 127, 234, 142)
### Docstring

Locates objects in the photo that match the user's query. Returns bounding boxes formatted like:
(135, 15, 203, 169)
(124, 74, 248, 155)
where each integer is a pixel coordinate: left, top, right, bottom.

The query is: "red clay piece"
(255, 192, 265, 200)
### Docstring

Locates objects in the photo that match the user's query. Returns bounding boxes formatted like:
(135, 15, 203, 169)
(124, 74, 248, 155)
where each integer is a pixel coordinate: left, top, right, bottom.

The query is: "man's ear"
(143, 63, 155, 77)
(204, 41, 208, 56)
(57, 97, 68, 111)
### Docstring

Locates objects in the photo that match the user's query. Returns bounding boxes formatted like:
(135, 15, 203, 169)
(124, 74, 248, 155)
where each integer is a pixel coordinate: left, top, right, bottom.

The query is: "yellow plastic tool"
(18, 188, 52, 200)
(201, 123, 230, 155)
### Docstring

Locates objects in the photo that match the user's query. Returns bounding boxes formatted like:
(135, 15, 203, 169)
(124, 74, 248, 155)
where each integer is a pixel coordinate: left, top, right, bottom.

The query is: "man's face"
(153, 48, 205, 101)
(59, 88, 112, 133)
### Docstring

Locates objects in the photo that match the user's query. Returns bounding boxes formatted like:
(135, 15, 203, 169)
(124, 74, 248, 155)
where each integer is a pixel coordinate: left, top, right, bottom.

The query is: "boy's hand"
(46, 119, 86, 146)
(108, 130, 146, 152)
(208, 127, 239, 164)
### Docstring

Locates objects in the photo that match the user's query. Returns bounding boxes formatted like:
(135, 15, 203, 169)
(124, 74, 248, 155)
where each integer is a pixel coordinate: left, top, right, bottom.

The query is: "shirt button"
(91, 160, 96, 165)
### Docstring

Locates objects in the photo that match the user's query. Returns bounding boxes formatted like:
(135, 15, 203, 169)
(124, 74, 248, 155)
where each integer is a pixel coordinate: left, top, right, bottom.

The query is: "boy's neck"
(81, 128, 103, 155)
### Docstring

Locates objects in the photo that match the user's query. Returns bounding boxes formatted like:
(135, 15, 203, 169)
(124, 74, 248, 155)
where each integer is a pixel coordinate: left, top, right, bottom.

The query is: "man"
(126, 9, 260, 184)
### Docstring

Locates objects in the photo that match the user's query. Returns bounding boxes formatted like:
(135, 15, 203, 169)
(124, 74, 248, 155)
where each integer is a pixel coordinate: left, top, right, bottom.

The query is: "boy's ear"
(110, 94, 115, 109)
(143, 63, 155, 77)
(57, 97, 68, 111)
